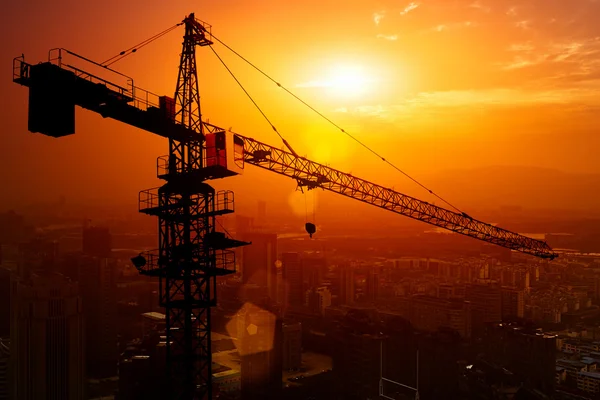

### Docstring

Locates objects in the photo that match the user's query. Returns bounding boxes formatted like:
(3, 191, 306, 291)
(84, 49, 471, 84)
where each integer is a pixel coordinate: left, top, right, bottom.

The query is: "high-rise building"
(0, 338, 8, 400)
(242, 233, 278, 301)
(117, 333, 167, 400)
(366, 269, 379, 302)
(331, 314, 383, 400)
(11, 271, 85, 399)
(339, 266, 355, 306)
(501, 287, 525, 320)
(78, 255, 118, 378)
(410, 295, 471, 338)
(0, 268, 11, 338)
(282, 252, 303, 309)
(307, 287, 332, 315)
(302, 256, 326, 290)
(486, 323, 556, 395)
(466, 283, 502, 336)
(282, 321, 302, 371)
(238, 304, 282, 399)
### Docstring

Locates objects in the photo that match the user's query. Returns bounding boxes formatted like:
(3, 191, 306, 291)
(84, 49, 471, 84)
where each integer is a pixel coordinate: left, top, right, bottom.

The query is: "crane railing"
(236, 134, 558, 260)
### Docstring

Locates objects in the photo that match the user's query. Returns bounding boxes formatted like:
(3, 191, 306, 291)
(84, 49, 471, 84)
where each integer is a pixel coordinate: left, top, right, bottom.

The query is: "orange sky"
(1, 0, 600, 210)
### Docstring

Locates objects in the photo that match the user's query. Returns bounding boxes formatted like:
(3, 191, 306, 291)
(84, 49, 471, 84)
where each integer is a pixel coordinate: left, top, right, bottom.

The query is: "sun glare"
(326, 65, 371, 97)
(299, 64, 376, 98)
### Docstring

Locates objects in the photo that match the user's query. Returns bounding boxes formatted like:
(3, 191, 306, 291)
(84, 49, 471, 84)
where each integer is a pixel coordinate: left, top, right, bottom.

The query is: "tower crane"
(12, 13, 557, 400)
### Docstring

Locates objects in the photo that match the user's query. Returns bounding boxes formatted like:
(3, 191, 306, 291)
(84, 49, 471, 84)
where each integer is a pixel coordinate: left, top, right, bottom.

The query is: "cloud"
(508, 43, 535, 52)
(377, 34, 398, 41)
(553, 42, 584, 62)
(334, 88, 600, 122)
(501, 38, 600, 74)
(502, 56, 546, 70)
(506, 7, 518, 16)
(470, 1, 491, 13)
(429, 21, 476, 33)
(373, 11, 385, 25)
(401, 2, 420, 16)
(515, 20, 531, 29)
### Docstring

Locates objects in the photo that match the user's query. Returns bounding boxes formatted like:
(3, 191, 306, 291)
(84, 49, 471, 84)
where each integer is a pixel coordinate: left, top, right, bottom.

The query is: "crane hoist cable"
(101, 22, 183, 67)
(209, 45, 318, 237)
(208, 45, 299, 158)
(209, 32, 467, 216)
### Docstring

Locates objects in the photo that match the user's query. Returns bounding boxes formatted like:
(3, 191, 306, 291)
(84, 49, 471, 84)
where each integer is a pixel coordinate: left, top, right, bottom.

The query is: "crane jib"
(236, 134, 558, 260)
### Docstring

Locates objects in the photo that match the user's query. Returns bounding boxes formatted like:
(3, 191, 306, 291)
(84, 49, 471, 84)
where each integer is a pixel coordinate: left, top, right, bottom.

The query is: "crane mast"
(154, 13, 225, 399)
(11, 12, 558, 400)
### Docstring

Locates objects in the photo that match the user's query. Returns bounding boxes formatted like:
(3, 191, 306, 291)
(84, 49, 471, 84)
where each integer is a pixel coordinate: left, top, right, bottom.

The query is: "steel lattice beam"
(237, 134, 557, 260)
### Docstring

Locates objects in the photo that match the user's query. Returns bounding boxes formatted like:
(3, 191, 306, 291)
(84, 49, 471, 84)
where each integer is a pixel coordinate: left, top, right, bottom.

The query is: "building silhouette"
(485, 323, 556, 395)
(238, 304, 282, 399)
(11, 271, 85, 399)
(282, 321, 302, 371)
(331, 310, 383, 400)
(0, 338, 8, 400)
(0, 268, 10, 338)
(466, 283, 502, 336)
(282, 252, 303, 308)
(338, 265, 355, 306)
(78, 255, 118, 378)
(410, 295, 471, 338)
(501, 287, 525, 320)
(241, 233, 278, 302)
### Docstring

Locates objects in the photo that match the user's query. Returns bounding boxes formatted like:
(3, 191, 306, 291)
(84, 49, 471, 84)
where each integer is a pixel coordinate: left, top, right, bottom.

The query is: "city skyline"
(2, 2, 600, 399)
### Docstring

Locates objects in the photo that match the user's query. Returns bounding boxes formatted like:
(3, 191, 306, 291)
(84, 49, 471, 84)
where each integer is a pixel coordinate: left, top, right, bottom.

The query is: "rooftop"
(213, 369, 240, 379)
(578, 371, 600, 379)
(141, 312, 165, 321)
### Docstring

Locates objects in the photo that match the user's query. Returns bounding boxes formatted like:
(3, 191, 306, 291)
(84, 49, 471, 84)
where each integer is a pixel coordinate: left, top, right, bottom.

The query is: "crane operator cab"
(203, 130, 245, 179)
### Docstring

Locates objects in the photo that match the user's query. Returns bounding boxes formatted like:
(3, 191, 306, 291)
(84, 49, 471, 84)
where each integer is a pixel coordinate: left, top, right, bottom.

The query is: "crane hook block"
(305, 222, 316, 238)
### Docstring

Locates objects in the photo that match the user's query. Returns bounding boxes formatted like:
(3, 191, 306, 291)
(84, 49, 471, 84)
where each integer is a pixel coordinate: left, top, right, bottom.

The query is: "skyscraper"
(486, 323, 556, 394)
(78, 255, 118, 378)
(331, 312, 383, 400)
(0, 338, 8, 400)
(282, 252, 303, 309)
(501, 287, 525, 320)
(282, 321, 302, 371)
(339, 265, 355, 306)
(466, 283, 502, 336)
(301, 256, 326, 290)
(241, 233, 278, 301)
(237, 304, 282, 399)
(11, 271, 85, 399)
(0, 268, 11, 338)
(366, 269, 379, 303)
(307, 287, 332, 315)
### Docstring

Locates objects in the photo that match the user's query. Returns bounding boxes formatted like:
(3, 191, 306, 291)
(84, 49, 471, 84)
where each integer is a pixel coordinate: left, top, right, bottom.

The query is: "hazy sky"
(1, 0, 599, 209)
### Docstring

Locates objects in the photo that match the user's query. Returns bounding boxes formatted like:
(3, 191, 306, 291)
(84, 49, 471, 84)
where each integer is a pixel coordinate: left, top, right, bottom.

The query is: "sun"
(299, 63, 375, 98)
(325, 64, 371, 97)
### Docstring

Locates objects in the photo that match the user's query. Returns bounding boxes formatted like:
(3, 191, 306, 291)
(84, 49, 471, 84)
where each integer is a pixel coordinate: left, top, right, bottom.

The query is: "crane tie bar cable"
(208, 45, 299, 158)
(101, 22, 183, 67)
(209, 32, 466, 216)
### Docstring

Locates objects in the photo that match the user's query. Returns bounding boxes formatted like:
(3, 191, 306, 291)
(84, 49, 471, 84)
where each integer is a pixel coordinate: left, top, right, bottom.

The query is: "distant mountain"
(424, 166, 600, 212)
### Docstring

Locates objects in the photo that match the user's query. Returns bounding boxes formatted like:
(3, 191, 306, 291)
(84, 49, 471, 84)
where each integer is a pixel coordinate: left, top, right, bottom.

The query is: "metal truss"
(237, 134, 557, 260)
